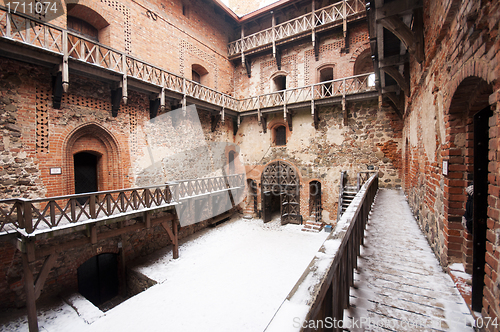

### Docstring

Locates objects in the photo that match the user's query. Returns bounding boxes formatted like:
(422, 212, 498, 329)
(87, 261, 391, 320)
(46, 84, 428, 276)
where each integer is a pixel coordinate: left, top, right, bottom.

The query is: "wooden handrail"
(0, 174, 245, 235)
(267, 173, 378, 332)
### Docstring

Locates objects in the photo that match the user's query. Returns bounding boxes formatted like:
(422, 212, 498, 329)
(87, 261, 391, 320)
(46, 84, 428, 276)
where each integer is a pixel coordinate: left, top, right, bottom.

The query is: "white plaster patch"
(325, 125, 345, 146)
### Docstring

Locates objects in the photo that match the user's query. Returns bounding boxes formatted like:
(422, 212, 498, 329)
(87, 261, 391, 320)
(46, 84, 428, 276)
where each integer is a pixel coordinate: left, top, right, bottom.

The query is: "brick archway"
(444, 76, 493, 310)
(64, 123, 123, 194)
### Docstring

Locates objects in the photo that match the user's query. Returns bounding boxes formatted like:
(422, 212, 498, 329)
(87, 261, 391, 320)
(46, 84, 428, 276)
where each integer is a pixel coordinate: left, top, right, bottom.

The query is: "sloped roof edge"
(212, 0, 299, 24)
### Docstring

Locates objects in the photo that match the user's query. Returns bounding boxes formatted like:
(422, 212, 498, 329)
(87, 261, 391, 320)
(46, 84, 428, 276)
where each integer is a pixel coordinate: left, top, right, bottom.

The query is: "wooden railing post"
(24, 201, 33, 234)
(89, 194, 96, 219)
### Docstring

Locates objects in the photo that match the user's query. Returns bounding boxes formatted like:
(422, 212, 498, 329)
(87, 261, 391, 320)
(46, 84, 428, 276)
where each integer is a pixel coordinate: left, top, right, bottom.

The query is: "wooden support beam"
(121, 56, 128, 105)
(52, 71, 63, 109)
(241, 25, 245, 65)
(314, 34, 320, 61)
(34, 254, 56, 300)
(90, 225, 97, 244)
(111, 88, 122, 117)
(233, 116, 240, 136)
(272, 12, 276, 58)
(382, 65, 409, 96)
(220, 107, 225, 125)
(61, 30, 69, 93)
(144, 211, 151, 229)
(375, 0, 423, 20)
(276, 47, 282, 70)
(379, 16, 423, 63)
(150, 98, 160, 119)
(385, 92, 404, 117)
(211, 114, 221, 132)
(161, 220, 179, 259)
(244, 57, 251, 78)
(378, 53, 409, 68)
(22, 254, 38, 332)
(286, 111, 293, 132)
(261, 115, 267, 134)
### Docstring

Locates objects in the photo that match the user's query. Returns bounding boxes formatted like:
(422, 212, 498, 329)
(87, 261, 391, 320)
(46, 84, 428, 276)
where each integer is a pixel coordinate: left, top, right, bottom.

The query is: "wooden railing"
(228, 0, 366, 56)
(267, 173, 378, 331)
(239, 73, 375, 112)
(0, 6, 237, 110)
(0, 174, 245, 235)
(0, 6, 375, 115)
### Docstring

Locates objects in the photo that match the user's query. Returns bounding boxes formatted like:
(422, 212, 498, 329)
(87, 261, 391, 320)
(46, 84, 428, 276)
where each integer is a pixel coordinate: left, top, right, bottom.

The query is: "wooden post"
(22, 254, 38, 332)
(172, 218, 179, 259)
(24, 201, 33, 234)
(311, 0, 316, 49)
(241, 25, 245, 65)
(122, 56, 128, 105)
(272, 12, 276, 58)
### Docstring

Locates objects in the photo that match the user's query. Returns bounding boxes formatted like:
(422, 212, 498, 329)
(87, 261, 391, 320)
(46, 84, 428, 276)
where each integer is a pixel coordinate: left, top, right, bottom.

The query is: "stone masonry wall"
(237, 100, 403, 224)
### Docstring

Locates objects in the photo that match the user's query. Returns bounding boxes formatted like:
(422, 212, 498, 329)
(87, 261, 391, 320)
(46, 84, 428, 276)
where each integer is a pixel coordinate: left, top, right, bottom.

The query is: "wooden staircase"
(340, 186, 357, 216)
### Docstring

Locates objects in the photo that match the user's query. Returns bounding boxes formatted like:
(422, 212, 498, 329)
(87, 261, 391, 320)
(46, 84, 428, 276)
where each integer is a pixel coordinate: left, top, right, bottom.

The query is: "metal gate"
(261, 161, 301, 225)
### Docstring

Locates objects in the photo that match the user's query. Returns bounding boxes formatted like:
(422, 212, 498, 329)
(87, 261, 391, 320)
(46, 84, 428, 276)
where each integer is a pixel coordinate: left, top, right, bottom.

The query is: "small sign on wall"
(442, 160, 448, 176)
(50, 167, 62, 175)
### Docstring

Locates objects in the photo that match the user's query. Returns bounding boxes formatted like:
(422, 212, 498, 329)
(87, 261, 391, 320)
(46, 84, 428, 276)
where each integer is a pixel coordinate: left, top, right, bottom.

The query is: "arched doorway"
(74, 152, 99, 194)
(261, 161, 300, 225)
(77, 253, 119, 307)
(446, 76, 493, 311)
(64, 123, 122, 195)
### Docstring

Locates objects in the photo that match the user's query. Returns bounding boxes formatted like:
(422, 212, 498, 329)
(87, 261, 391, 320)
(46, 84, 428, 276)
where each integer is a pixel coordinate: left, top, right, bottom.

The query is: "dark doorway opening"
(78, 253, 119, 307)
(261, 161, 301, 225)
(471, 106, 492, 311)
(74, 152, 98, 204)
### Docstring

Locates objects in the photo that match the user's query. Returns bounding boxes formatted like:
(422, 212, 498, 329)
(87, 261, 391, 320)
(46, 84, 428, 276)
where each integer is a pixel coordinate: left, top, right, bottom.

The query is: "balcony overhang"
(367, 0, 424, 117)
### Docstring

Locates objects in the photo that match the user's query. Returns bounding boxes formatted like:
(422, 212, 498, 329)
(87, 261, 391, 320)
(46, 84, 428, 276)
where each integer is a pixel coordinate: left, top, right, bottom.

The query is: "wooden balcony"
(0, 4, 375, 123)
(0, 174, 245, 237)
(228, 0, 367, 59)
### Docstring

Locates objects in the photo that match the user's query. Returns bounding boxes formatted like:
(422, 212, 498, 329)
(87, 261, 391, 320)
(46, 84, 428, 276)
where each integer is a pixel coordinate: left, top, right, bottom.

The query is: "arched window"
(353, 49, 375, 87)
(66, 4, 110, 44)
(192, 64, 209, 85)
(272, 75, 287, 92)
(275, 125, 286, 146)
(318, 66, 334, 96)
(67, 16, 99, 42)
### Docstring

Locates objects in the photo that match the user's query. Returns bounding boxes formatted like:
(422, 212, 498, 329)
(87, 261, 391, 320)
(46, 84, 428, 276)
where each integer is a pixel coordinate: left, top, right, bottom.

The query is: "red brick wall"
(403, 0, 500, 326)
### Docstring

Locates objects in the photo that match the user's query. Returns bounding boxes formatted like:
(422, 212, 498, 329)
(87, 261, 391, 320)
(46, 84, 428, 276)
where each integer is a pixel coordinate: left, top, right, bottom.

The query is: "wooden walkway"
(344, 189, 475, 331)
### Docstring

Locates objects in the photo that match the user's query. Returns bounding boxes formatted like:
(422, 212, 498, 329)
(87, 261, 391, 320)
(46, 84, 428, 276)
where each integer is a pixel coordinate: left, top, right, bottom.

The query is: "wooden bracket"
(161, 219, 179, 259)
(111, 88, 122, 117)
(34, 254, 57, 300)
(379, 16, 424, 63)
(385, 92, 404, 117)
(244, 57, 251, 78)
(233, 116, 239, 136)
(276, 47, 282, 70)
(286, 111, 293, 132)
(52, 71, 64, 109)
(150, 98, 160, 119)
(261, 115, 267, 134)
(314, 35, 320, 61)
(382, 65, 410, 96)
(211, 113, 221, 132)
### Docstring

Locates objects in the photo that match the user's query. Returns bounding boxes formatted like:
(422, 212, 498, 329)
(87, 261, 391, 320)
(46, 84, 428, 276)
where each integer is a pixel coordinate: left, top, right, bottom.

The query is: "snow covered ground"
(0, 216, 329, 332)
(345, 189, 475, 331)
